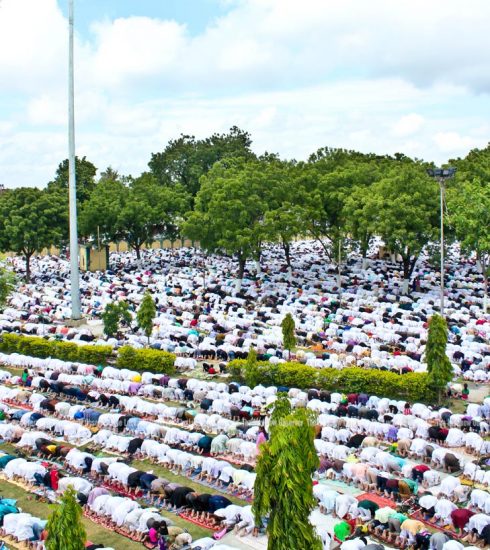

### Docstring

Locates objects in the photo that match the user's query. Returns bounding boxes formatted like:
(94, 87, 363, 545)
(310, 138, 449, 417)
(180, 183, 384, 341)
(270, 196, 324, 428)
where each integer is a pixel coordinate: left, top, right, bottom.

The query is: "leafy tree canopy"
(149, 126, 254, 197)
(0, 188, 67, 280)
(80, 178, 127, 244)
(364, 160, 439, 285)
(183, 156, 276, 279)
(47, 156, 97, 203)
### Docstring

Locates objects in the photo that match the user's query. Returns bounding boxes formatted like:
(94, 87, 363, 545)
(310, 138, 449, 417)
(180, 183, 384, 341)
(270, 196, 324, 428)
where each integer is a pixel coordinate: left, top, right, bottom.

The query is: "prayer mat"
(355, 492, 394, 509)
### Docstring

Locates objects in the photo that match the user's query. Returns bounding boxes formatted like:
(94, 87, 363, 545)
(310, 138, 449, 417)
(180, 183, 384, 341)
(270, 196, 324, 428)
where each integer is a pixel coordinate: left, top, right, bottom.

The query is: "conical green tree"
(244, 348, 260, 387)
(137, 291, 156, 344)
(426, 314, 453, 403)
(46, 487, 86, 550)
(253, 395, 322, 550)
(281, 313, 296, 360)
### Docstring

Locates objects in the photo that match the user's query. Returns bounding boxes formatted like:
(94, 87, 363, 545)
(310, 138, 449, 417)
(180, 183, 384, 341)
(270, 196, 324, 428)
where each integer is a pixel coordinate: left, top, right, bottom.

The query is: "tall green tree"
(281, 313, 296, 359)
(342, 168, 386, 268)
(300, 151, 384, 275)
(253, 395, 322, 550)
(46, 486, 86, 550)
(47, 156, 97, 203)
(425, 314, 453, 403)
(0, 188, 67, 280)
(149, 126, 254, 197)
(183, 157, 270, 286)
(116, 174, 189, 259)
(79, 179, 127, 245)
(101, 301, 132, 338)
(365, 160, 439, 293)
(137, 291, 156, 344)
(244, 347, 261, 387)
(448, 145, 490, 312)
(262, 160, 304, 268)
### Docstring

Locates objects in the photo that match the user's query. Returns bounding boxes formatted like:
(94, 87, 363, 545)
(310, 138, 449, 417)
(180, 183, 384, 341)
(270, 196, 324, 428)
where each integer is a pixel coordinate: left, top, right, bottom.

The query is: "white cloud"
(0, 0, 67, 93)
(433, 131, 484, 154)
(90, 17, 187, 88)
(1, 0, 490, 187)
(392, 114, 425, 137)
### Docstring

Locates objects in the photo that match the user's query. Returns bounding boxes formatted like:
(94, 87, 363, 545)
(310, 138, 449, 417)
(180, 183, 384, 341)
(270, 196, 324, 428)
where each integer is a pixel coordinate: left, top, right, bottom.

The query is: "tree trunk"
(135, 245, 141, 260)
(25, 253, 32, 282)
(283, 241, 291, 268)
(238, 255, 246, 280)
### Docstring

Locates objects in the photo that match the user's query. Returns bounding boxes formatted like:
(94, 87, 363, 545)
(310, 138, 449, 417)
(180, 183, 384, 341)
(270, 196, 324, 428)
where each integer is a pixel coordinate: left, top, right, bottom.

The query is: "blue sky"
(59, 0, 230, 36)
(1, 0, 490, 188)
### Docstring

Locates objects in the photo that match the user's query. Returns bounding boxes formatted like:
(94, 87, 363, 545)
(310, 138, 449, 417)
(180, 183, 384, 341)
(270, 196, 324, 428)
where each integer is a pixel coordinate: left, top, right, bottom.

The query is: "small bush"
(116, 346, 137, 370)
(53, 341, 79, 361)
(116, 346, 175, 374)
(77, 344, 113, 365)
(0, 333, 22, 353)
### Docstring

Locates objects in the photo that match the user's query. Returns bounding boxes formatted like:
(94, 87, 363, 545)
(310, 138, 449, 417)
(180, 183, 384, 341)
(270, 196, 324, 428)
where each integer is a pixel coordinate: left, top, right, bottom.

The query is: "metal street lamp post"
(68, 0, 81, 320)
(427, 167, 456, 317)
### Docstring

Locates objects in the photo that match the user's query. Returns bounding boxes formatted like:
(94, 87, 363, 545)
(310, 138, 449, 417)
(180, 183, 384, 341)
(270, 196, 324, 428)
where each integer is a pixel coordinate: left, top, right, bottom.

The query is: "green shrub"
(0, 333, 22, 353)
(227, 359, 433, 402)
(77, 344, 113, 365)
(116, 346, 175, 374)
(53, 341, 79, 362)
(116, 346, 137, 370)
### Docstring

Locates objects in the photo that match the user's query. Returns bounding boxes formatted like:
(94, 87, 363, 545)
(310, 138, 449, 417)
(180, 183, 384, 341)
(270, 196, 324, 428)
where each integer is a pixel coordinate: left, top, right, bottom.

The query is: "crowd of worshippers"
(0, 496, 113, 550)
(318, 498, 490, 550)
(0, 444, 255, 549)
(2, 241, 490, 380)
(0, 452, 236, 549)
(2, 358, 490, 464)
(0, 360, 490, 549)
(0, 380, 490, 548)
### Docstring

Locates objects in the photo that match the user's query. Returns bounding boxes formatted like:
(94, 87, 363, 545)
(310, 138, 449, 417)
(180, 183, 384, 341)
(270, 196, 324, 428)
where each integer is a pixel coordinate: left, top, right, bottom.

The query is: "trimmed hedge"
(0, 334, 176, 374)
(0, 334, 113, 365)
(229, 359, 433, 401)
(116, 346, 175, 374)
